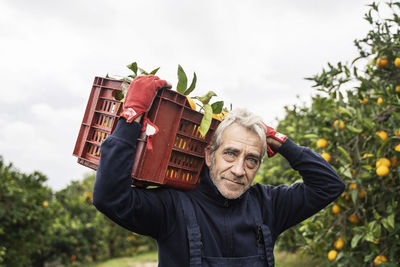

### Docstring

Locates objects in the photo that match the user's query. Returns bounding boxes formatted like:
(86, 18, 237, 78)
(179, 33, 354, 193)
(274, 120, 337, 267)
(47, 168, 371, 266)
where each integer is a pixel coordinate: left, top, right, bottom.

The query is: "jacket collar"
(195, 166, 248, 207)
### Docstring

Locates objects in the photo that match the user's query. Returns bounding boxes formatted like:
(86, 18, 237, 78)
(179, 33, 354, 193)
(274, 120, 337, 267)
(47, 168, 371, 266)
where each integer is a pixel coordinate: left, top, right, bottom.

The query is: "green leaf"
(139, 68, 149, 75)
(302, 134, 319, 139)
(362, 119, 374, 130)
(199, 104, 213, 137)
(149, 67, 160, 75)
(369, 221, 381, 237)
(362, 165, 373, 171)
(177, 65, 188, 94)
(195, 91, 217, 105)
(337, 146, 350, 160)
(211, 101, 224, 114)
(351, 234, 363, 248)
(340, 167, 352, 179)
(381, 218, 391, 231)
(373, 210, 381, 220)
(364, 232, 375, 243)
(388, 214, 395, 229)
(184, 72, 197, 96)
(347, 125, 363, 134)
(127, 62, 138, 75)
(338, 106, 353, 118)
(350, 189, 358, 204)
(381, 214, 395, 231)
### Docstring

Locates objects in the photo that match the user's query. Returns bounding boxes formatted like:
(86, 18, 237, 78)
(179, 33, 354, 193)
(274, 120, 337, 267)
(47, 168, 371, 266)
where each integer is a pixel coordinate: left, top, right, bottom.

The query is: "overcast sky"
(0, 0, 376, 190)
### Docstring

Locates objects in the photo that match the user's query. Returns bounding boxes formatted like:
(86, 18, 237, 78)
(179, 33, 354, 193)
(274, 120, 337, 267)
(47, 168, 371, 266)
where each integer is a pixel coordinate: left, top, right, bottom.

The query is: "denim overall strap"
(178, 192, 202, 267)
(250, 196, 275, 267)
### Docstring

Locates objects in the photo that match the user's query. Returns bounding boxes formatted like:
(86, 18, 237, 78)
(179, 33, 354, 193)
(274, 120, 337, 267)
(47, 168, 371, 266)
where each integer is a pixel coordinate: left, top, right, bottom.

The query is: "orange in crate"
(73, 77, 220, 190)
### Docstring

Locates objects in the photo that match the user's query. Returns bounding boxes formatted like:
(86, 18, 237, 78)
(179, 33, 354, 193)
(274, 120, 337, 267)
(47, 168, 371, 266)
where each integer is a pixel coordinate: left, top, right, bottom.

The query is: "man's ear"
(205, 146, 212, 167)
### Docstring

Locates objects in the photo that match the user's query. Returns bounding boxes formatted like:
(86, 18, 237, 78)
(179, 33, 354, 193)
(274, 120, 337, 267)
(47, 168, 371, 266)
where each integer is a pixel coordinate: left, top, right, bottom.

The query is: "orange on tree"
(42, 201, 48, 208)
(360, 97, 368, 104)
(341, 191, 350, 201)
(334, 237, 345, 250)
(377, 97, 384, 105)
(395, 129, 400, 136)
(316, 138, 328, 149)
(395, 144, 400, 152)
(328, 250, 338, 261)
(376, 131, 388, 142)
(348, 213, 359, 224)
(321, 152, 331, 162)
(395, 85, 400, 93)
(358, 189, 366, 199)
(332, 204, 340, 214)
(376, 57, 388, 67)
(376, 158, 391, 168)
(333, 120, 345, 130)
(376, 165, 389, 177)
(348, 183, 357, 190)
(373, 255, 388, 265)
(395, 57, 400, 68)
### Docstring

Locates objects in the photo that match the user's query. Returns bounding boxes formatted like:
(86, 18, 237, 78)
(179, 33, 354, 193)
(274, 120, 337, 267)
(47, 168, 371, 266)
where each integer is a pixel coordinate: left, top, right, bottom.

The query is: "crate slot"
(87, 143, 101, 158)
(165, 167, 195, 182)
(89, 128, 109, 143)
(93, 113, 115, 130)
(169, 151, 201, 169)
(97, 99, 121, 115)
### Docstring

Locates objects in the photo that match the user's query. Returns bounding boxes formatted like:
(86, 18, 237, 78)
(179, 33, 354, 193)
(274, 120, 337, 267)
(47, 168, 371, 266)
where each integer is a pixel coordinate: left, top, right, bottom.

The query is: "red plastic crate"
(73, 76, 220, 190)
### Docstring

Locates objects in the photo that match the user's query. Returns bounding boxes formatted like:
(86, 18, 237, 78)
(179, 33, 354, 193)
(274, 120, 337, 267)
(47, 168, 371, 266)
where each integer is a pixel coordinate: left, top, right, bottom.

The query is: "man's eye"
(223, 151, 236, 161)
(246, 158, 259, 168)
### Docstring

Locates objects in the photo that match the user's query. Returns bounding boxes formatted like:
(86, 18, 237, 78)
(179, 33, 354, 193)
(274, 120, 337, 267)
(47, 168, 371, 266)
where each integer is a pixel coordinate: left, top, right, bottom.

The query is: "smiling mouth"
(222, 177, 244, 185)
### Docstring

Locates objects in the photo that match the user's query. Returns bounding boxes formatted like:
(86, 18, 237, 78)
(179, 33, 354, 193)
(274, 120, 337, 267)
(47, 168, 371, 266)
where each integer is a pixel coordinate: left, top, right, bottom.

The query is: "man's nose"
(231, 158, 245, 177)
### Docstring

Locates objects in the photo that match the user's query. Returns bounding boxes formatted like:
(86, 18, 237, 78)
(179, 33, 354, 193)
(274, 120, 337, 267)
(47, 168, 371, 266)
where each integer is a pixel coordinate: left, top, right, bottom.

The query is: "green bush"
(0, 157, 155, 266)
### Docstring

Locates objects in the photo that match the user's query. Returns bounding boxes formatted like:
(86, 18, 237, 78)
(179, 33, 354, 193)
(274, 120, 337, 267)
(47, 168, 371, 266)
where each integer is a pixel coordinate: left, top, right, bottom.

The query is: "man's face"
(205, 123, 263, 199)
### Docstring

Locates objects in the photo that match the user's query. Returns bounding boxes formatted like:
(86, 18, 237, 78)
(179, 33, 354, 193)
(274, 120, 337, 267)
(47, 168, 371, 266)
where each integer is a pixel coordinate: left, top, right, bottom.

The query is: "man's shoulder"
(248, 183, 274, 200)
(249, 182, 295, 199)
(250, 182, 274, 192)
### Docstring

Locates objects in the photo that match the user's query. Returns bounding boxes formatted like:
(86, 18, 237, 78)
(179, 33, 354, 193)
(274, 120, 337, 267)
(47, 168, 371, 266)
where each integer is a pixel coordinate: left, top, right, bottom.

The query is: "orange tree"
(0, 157, 155, 266)
(0, 156, 55, 267)
(50, 174, 155, 266)
(258, 1, 399, 266)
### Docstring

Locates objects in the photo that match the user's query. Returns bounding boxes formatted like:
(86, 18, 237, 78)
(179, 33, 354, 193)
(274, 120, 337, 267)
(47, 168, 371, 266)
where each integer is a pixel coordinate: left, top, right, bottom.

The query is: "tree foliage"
(259, 2, 400, 266)
(0, 156, 155, 266)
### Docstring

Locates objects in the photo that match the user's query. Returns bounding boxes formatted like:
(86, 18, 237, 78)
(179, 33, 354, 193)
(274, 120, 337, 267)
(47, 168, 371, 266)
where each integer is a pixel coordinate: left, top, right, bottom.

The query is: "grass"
(275, 250, 320, 267)
(84, 250, 319, 267)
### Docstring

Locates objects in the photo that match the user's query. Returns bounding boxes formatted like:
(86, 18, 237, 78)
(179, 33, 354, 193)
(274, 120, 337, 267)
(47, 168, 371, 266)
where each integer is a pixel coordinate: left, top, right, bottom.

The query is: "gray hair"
(209, 108, 267, 160)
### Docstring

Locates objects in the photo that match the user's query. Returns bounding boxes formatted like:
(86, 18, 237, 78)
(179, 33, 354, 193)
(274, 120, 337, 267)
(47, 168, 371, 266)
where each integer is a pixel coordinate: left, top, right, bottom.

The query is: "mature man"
(93, 75, 345, 267)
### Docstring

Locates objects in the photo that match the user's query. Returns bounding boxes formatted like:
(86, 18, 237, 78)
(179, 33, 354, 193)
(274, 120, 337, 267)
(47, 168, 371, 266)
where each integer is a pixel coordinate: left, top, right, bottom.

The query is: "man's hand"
(121, 75, 170, 123)
(263, 123, 287, 157)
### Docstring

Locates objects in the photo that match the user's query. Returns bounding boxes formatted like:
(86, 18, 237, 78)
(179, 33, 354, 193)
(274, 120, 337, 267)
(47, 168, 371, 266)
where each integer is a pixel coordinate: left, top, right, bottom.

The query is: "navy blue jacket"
(93, 119, 345, 266)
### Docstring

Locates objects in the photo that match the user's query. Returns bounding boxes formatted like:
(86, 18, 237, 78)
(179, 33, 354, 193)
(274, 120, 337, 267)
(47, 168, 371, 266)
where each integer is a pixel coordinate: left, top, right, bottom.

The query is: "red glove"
(263, 123, 287, 157)
(121, 75, 169, 123)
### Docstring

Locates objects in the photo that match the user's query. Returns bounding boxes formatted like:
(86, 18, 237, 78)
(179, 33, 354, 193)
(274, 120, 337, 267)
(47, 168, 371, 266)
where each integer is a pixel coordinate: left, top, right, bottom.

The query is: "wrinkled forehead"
(220, 124, 264, 154)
